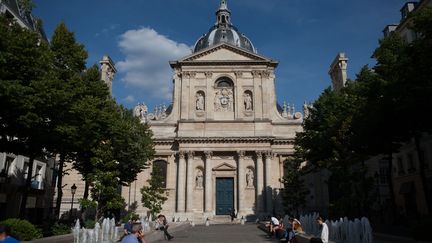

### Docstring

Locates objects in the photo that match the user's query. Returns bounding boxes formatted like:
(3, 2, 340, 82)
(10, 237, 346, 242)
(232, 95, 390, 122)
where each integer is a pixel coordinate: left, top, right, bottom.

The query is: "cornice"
(175, 137, 274, 144)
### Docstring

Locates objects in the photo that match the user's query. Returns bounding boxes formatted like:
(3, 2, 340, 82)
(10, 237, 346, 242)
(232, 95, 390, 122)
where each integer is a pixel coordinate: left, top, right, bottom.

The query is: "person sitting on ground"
(0, 225, 19, 243)
(121, 223, 146, 243)
(310, 216, 329, 243)
(156, 214, 173, 241)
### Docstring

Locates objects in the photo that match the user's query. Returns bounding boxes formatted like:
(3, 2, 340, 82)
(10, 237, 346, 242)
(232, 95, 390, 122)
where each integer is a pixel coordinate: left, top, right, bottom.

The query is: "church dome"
(193, 0, 256, 53)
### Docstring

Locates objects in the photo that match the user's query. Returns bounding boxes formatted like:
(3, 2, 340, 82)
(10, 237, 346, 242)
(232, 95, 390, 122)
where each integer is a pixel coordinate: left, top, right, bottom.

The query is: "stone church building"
(58, 0, 339, 220)
(128, 0, 304, 220)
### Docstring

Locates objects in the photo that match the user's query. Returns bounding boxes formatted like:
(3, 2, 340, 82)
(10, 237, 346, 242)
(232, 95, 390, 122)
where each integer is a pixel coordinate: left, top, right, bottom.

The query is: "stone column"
(204, 151, 213, 213)
(265, 151, 273, 213)
(256, 152, 263, 213)
(177, 151, 186, 212)
(237, 151, 246, 214)
(186, 151, 194, 212)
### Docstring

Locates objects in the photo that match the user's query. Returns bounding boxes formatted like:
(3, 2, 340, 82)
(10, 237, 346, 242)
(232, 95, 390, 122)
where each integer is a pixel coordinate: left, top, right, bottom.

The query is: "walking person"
(156, 215, 174, 240)
(229, 208, 237, 222)
(310, 216, 329, 243)
(0, 225, 19, 243)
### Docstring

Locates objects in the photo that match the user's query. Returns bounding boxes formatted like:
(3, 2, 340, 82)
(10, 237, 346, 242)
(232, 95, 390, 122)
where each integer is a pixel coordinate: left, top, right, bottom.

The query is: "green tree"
(280, 155, 309, 216)
(141, 167, 167, 218)
(0, 15, 55, 218)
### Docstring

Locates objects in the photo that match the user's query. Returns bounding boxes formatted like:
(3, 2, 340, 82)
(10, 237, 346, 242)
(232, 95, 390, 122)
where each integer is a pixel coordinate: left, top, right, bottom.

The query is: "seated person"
(121, 223, 146, 243)
(292, 219, 304, 233)
(155, 215, 173, 241)
(0, 225, 19, 243)
(310, 216, 329, 243)
(268, 215, 284, 237)
(124, 220, 133, 235)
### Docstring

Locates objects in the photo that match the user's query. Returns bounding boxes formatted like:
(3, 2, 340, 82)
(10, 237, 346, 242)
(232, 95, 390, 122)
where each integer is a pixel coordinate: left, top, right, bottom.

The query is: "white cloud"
(123, 95, 135, 103)
(117, 27, 191, 99)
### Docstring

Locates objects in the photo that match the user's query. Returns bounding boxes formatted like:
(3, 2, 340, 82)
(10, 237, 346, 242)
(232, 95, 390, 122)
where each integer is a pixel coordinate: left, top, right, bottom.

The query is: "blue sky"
(33, 0, 407, 111)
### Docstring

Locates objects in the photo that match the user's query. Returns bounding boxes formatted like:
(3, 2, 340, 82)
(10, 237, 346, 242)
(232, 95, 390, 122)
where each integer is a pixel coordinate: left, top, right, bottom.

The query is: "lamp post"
(70, 184, 77, 217)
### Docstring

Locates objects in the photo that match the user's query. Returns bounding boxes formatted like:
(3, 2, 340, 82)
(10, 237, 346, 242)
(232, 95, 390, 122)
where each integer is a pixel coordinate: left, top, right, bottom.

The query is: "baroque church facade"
(57, 1, 340, 220)
(128, 0, 305, 220)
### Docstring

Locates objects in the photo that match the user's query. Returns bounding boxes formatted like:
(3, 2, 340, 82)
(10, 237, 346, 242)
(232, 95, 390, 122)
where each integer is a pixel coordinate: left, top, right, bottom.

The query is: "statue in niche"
(196, 92, 205, 111)
(246, 169, 254, 188)
(196, 169, 203, 188)
(244, 92, 252, 111)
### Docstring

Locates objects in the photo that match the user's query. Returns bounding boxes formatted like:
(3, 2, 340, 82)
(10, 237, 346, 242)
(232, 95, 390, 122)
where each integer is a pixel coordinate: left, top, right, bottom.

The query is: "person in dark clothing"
(156, 215, 173, 240)
(229, 208, 237, 222)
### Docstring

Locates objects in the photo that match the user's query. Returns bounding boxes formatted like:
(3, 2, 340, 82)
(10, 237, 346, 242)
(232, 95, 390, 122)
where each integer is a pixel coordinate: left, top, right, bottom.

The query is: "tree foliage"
(280, 156, 309, 215)
(0, 14, 154, 220)
(141, 167, 168, 218)
(293, 7, 432, 218)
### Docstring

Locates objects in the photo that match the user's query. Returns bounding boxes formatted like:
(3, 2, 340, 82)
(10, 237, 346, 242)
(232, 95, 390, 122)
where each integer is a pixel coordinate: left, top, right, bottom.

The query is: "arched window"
(215, 77, 233, 88)
(153, 160, 168, 188)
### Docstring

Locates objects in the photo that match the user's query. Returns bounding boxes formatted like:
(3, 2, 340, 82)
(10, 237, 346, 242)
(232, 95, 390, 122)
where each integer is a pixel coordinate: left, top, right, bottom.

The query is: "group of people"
(121, 214, 174, 243)
(267, 215, 329, 243)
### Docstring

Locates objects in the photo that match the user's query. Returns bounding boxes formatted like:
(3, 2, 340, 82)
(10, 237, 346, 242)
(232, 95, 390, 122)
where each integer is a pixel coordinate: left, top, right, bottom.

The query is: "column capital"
(187, 151, 194, 159)
(178, 151, 186, 159)
(204, 71, 213, 78)
(265, 151, 274, 159)
(204, 151, 213, 159)
(237, 150, 246, 159)
(256, 151, 263, 159)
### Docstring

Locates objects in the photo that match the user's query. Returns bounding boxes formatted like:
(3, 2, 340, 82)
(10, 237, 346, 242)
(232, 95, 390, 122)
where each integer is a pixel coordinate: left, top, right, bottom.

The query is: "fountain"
(73, 220, 80, 243)
(72, 217, 119, 243)
(299, 213, 374, 243)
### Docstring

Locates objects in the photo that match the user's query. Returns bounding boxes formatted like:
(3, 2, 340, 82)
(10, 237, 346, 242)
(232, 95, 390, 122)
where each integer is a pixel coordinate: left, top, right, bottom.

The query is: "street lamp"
(70, 184, 77, 216)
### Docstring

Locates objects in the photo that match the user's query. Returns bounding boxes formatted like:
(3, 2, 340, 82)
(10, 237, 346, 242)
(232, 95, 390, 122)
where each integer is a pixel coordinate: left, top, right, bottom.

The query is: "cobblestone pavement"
(147, 223, 273, 243)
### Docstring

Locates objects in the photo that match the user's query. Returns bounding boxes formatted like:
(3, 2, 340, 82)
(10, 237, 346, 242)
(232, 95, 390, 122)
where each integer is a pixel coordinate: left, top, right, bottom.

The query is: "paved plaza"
(147, 223, 272, 243)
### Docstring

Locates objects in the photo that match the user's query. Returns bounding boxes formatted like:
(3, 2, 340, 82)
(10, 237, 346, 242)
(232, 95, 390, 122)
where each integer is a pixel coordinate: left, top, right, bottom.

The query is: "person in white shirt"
(310, 216, 329, 243)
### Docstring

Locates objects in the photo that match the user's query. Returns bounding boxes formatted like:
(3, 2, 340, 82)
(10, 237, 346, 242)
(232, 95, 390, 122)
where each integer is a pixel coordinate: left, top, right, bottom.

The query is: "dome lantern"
(193, 0, 256, 53)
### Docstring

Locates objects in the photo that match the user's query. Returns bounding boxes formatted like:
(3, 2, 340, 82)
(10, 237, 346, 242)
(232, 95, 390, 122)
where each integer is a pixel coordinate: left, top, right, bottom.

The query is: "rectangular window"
(379, 167, 389, 185)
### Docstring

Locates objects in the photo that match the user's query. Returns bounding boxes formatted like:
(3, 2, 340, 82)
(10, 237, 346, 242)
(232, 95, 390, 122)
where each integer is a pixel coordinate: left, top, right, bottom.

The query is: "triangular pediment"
(179, 43, 273, 62)
(213, 162, 236, 171)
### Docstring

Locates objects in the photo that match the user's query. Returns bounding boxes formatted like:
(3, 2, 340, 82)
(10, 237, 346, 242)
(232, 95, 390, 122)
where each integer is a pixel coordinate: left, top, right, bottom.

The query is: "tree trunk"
(414, 133, 431, 214)
(83, 179, 89, 199)
(55, 153, 66, 219)
(19, 153, 35, 219)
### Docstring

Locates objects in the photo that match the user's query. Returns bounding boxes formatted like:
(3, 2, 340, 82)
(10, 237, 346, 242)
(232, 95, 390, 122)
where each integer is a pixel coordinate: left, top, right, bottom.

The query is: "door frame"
(215, 177, 235, 215)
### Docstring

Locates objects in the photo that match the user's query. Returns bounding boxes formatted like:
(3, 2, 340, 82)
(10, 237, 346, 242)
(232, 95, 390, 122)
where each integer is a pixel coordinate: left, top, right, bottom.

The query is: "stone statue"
(196, 93, 205, 111)
(215, 88, 234, 112)
(214, 91, 222, 111)
(246, 169, 254, 188)
(244, 93, 252, 111)
(303, 102, 310, 118)
(196, 169, 203, 188)
(133, 103, 148, 122)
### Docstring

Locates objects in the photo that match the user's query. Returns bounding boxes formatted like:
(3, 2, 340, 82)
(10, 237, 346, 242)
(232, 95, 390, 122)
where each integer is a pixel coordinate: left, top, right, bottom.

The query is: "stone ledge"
(23, 233, 73, 243)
